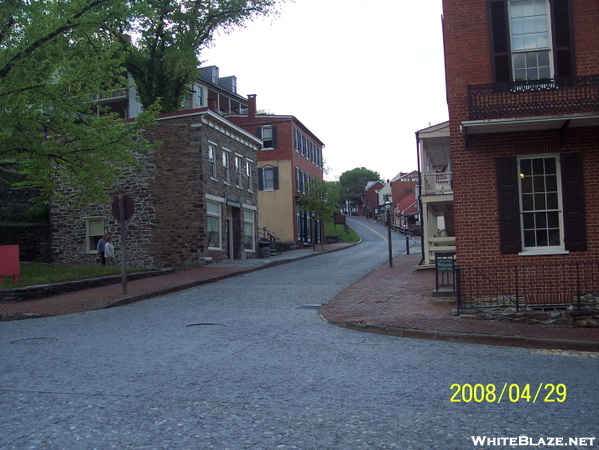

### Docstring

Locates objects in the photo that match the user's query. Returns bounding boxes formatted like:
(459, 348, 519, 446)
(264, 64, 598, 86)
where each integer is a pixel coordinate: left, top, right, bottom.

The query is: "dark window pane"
(547, 212, 559, 228)
(535, 212, 547, 228)
(522, 194, 534, 210)
(532, 158, 544, 174)
(533, 175, 545, 192)
(520, 159, 532, 176)
(547, 193, 559, 210)
(546, 175, 557, 191)
(521, 176, 533, 193)
(524, 230, 536, 247)
(548, 229, 560, 246)
(523, 213, 535, 229)
(534, 193, 546, 210)
(536, 230, 548, 246)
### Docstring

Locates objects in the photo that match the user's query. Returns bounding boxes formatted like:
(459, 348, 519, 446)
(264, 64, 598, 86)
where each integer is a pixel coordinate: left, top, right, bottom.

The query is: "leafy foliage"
(338, 167, 381, 205)
(0, 0, 283, 203)
(0, 0, 158, 204)
(119, 0, 283, 112)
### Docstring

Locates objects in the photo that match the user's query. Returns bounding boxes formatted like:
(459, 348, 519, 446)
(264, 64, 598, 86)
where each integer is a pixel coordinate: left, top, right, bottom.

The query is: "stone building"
(51, 108, 261, 268)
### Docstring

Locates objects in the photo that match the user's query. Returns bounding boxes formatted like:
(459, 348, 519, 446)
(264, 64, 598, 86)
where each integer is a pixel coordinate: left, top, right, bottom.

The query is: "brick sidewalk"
(1, 244, 598, 352)
(321, 253, 599, 352)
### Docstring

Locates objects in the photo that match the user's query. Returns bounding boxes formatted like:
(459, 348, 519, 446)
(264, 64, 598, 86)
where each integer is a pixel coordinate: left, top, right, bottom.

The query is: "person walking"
(105, 236, 115, 265)
(97, 234, 107, 266)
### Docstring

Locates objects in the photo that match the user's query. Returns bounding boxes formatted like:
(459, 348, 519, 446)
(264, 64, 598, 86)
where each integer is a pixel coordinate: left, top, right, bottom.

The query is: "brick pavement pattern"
(321, 253, 599, 352)
(1, 244, 598, 352)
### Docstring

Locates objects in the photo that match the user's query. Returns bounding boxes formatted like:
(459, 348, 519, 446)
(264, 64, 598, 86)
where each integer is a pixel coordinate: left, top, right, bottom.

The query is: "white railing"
(90, 89, 128, 102)
(423, 172, 452, 195)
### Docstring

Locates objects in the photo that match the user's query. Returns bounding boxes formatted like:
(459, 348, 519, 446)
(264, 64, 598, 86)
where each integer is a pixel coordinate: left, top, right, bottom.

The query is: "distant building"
(227, 96, 325, 244)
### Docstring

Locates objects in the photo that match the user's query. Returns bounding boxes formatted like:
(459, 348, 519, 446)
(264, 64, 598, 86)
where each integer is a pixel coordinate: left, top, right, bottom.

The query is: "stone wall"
(51, 110, 260, 268)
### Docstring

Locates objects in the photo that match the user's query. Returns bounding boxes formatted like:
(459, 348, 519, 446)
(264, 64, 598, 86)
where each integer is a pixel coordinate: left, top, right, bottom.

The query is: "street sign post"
(111, 195, 135, 294)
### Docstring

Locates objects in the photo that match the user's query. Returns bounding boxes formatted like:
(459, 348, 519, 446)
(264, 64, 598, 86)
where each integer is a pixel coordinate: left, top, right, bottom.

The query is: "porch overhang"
(460, 114, 599, 136)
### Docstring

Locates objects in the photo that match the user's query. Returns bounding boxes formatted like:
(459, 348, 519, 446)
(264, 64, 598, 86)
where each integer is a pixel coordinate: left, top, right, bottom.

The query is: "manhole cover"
(293, 304, 321, 310)
(11, 337, 58, 345)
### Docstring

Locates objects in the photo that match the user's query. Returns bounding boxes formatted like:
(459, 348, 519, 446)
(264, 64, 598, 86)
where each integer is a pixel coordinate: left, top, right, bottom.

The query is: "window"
(260, 125, 276, 149)
(508, 0, 551, 81)
(496, 153, 586, 254)
(207, 201, 222, 249)
(258, 166, 278, 191)
(196, 86, 204, 107)
(235, 155, 243, 187)
(243, 210, 255, 252)
(518, 156, 561, 249)
(245, 161, 254, 192)
(489, 0, 574, 83)
(86, 218, 104, 253)
(222, 151, 230, 184)
(208, 145, 216, 179)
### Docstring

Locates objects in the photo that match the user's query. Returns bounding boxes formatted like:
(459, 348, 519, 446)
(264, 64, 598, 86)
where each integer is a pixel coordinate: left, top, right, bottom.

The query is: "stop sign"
(111, 195, 135, 221)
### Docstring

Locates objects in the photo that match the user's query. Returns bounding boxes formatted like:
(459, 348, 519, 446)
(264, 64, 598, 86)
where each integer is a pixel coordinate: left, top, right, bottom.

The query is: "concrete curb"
(322, 319, 599, 353)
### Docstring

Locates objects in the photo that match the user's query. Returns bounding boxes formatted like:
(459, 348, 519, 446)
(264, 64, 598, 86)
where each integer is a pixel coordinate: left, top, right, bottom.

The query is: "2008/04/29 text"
(450, 383, 567, 403)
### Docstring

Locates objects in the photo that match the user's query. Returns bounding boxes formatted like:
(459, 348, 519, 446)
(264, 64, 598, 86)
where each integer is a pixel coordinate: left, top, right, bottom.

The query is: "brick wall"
(443, 0, 599, 268)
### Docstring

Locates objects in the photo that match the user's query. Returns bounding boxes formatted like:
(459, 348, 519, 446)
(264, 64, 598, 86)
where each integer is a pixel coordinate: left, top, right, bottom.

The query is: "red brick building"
(443, 0, 599, 307)
(227, 96, 325, 244)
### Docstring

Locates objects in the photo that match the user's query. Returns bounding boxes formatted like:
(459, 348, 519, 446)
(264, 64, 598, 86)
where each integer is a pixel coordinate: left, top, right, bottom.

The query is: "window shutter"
(273, 167, 279, 190)
(271, 126, 277, 148)
(496, 157, 522, 253)
(488, 0, 511, 83)
(561, 153, 586, 251)
(551, 0, 575, 78)
(258, 167, 264, 191)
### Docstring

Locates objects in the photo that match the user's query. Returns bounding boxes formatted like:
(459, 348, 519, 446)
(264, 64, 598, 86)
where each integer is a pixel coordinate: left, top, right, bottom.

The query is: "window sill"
(208, 247, 223, 251)
(210, 176, 218, 182)
(236, 185, 243, 189)
(519, 248, 569, 256)
(223, 181, 231, 186)
(261, 147, 274, 151)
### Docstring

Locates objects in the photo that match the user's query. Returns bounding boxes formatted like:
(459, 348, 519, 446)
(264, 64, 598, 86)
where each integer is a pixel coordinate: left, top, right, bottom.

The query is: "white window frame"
(263, 166, 275, 191)
(517, 154, 567, 256)
(222, 150, 230, 184)
(208, 145, 216, 179)
(85, 217, 104, 254)
(207, 200, 222, 250)
(196, 86, 204, 107)
(246, 160, 254, 192)
(235, 155, 243, 188)
(261, 125, 274, 149)
(243, 209, 256, 252)
(508, 0, 553, 81)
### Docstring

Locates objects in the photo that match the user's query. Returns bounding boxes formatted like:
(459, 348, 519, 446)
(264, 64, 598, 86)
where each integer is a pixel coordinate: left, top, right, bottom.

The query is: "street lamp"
(384, 199, 393, 267)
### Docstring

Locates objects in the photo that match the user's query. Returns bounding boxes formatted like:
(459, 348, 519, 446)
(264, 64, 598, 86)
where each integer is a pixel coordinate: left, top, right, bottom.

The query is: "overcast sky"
(200, 0, 448, 182)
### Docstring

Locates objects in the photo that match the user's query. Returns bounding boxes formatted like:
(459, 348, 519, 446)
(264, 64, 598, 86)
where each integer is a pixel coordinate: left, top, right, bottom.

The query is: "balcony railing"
(90, 89, 128, 102)
(468, 75, 599, 121)
(422, 172, 452, 195)
(456, 261, 599, 312)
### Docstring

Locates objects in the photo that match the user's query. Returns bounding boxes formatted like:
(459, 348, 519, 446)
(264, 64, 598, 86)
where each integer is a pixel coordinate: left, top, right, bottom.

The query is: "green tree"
(297, 178, 340, 250)
(119, 0, 283, 112)
(0, 0, 157, 204)
(338, 167, 381, 209)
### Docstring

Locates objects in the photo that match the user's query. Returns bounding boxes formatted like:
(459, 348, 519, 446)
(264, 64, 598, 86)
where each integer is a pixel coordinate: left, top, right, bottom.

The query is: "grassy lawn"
(0, 263, 144, 289)
(325, 220, 360, 243)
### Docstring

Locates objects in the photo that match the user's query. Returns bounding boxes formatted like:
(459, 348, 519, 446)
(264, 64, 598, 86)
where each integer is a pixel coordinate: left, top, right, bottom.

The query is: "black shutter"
(258, 167, 264, 191)
(271, 126, 278, 149)
(496, 157, 522, 253)
(551, 0, 575, 78)
(273, 166, 279, 190)
(489, 0, 511, 83)
(561, 153, 586, 251)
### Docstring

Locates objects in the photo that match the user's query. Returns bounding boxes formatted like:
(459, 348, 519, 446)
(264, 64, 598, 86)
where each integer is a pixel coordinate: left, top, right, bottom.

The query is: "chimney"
(247, 94, 257, 119)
